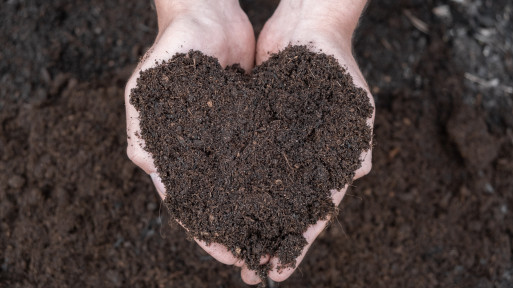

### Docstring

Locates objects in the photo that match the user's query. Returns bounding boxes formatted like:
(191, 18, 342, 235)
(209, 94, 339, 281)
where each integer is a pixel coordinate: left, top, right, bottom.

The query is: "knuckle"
(362, 162, 372, 175)
(127, 144, 145, 168)
(270, 271, 290, 282)
(354, 161, 372, 180)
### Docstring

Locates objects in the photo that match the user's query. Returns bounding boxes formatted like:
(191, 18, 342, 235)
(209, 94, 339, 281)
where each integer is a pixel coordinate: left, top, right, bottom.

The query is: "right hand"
(124, 0, 267, 284)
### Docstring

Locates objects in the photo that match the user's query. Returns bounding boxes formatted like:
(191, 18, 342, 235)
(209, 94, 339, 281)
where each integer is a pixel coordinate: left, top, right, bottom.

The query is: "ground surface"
(1, 0, 512, 287)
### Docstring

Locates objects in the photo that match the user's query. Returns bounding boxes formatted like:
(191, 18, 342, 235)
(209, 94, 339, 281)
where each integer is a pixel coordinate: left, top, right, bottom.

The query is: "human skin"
(125, 0, 373, 285)
(252, 0, 374, 284)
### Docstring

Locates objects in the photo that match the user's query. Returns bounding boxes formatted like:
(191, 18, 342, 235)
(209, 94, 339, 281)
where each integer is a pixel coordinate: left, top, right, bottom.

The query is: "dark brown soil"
(130, 46, 373, 274)
(1, 1, 512, 287)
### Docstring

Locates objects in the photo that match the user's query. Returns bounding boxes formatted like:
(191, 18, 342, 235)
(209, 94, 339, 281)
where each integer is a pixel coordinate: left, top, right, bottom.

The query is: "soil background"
(1, 0, 512, 287)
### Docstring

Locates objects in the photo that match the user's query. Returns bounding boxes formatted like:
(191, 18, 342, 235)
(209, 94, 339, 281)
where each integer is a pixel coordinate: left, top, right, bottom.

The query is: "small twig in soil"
(464, 73, 513, 94)
(281, 152, 294, 170)
(403, 10, 429, 34)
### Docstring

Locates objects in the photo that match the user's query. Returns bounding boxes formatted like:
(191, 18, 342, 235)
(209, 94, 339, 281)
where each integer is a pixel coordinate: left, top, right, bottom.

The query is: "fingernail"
(150, 173, 166, 200)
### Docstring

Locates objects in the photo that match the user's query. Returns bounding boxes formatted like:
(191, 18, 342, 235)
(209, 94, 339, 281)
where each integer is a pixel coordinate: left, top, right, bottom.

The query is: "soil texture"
(1, 0, 512, 287)
(130, 46, 373, 274)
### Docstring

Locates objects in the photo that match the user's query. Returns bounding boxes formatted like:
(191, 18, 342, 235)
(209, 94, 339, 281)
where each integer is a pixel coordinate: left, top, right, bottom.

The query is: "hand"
(250, 0, 375, 284)
(124, 0, 267, 284)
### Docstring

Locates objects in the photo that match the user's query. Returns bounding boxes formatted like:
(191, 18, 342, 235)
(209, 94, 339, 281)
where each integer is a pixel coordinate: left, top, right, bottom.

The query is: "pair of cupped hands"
(125, 0, 374, 285)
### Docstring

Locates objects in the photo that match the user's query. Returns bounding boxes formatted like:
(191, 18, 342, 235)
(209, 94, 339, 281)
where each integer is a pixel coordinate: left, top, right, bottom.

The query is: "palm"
(254, 4, 375, 282)
(125, 6, 255, 177)
(124, 2, 260, 283)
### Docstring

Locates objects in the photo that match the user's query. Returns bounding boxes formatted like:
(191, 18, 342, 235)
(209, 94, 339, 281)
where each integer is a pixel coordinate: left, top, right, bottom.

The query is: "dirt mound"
(130, 46, 373, 275)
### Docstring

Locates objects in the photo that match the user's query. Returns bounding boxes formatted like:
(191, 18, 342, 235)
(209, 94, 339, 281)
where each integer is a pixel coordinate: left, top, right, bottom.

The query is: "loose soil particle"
(130, 45, 373, 276)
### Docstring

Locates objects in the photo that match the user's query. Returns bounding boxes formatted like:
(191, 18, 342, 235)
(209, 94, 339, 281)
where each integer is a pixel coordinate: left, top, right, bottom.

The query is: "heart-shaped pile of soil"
(130, 45, 373, 276)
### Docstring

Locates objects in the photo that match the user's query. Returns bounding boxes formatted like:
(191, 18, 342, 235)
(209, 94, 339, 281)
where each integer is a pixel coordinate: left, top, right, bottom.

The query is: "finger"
(353, 149, 372, 180)
(234, 258, 244, 267)
(149, 28, 252, 72)
(267, 222, 327, 281)
(241, 265, 262, 285)
(268, 218, 326, 282)
(353, 97, 375, 180)
(124, 42, 184, 176)
(255, 21, 285, 65)
(150, 173, 166, 200)
(234, 255, 271, 285)
(125, 123, 157, 174)
(194, 239, 239, 265)
(330, 185, 348, 206)
(195, 241, 270, 268)
(330, 49, 375, 181)
(174, 219, 240, 265)
(125, 84, 158, 175)
(255, 42, 280, 65)
(268, 187, 347, 282)
(125, 48, 160, 175)
(268, 252, 301, 282)
(237, 253, 269, 270)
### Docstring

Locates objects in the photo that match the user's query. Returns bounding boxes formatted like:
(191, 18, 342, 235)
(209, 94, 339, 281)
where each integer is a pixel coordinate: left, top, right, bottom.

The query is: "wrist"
(155, 0, 240, 29)
(280, 0, 367, 38)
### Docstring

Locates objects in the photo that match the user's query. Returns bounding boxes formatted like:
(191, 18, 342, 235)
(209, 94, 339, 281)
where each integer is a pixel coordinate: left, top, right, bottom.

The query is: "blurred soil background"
(1, 0, 512, 287)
